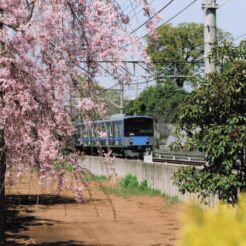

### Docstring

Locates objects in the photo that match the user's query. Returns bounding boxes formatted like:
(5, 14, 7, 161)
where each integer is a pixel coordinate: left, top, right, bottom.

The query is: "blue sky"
(98, 0, 246, 99)
(121, 0, 246, 42)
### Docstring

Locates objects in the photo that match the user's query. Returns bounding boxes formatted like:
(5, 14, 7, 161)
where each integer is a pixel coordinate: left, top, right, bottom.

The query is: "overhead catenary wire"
(125, 0, 157, 21)
(218, 31, 246, 45)
(234, 32, 246, 41)
(122, 0, 200, 49)
(122, 0, 138, 13)
(79, 60, 203, 64)
(130, 0, 175, 35)
(125, 0, 141, 26)
(151, 0, 199, 34)
(219, 0, 233, 8)
(97, 0, 203, 97)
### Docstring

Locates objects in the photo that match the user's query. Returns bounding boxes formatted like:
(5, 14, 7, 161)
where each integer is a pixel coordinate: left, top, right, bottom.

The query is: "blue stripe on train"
(78, 137, 122, 144)
(130, 136, 147, 145)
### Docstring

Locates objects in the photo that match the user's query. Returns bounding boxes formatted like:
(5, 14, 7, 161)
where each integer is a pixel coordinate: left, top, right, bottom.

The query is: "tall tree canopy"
(124, 81, 187, 123)
(147, 22, 232, 87)
(172, 42, 246, 204)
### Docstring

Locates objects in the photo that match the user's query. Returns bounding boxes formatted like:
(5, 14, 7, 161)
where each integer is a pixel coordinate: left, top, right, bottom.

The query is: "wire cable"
(155, 0, 199, 32)
(125, 0, 157, 19)
(130, 0, 175, 35)
(122, 0, 200, 49)
(219, 0, 233, 8)
(234, 32, 246, 41)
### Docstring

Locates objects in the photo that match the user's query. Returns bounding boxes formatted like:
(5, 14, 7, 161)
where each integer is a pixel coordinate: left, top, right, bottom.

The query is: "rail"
(152, 149, 205, 166)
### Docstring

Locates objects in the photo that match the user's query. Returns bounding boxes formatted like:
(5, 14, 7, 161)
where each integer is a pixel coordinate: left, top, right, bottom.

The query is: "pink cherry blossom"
(0, 0, 158, 199)
(77, 98, 95, 111)
(97, 131, 107, 138)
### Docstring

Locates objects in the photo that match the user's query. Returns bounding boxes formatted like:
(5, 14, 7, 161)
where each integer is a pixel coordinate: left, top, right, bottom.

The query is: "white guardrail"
(152, 149, 206, 165)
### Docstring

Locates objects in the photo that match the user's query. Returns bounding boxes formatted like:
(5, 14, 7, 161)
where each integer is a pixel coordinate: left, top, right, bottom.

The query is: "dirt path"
(5, 176, 181, 246)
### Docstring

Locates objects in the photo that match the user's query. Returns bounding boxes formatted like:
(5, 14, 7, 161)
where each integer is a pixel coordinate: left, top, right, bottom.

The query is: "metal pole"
(119, 82, 124, 114)
(0, 8, 6, 244)
(202, 0, 218, 74)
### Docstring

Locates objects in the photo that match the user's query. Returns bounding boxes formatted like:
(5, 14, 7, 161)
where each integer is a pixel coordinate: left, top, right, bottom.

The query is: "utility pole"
(119, 82, 124, 114)
(202, 0, 218, 74)
(0, 8, 6, 244)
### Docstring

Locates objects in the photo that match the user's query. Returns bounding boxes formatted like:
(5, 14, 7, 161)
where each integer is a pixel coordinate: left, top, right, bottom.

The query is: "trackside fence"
(153, 150, 205, 164)
(83, 155, 217, 207)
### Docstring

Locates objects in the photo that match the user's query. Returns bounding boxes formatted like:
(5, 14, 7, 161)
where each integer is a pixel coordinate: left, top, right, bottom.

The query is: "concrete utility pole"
(202, 0, 218, 74)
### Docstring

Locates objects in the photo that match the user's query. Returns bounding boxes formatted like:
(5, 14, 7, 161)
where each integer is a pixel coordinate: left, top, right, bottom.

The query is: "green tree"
(124, 81, 187, 123)
(171, 42, 246, 204)
(147, 23, 232, 87)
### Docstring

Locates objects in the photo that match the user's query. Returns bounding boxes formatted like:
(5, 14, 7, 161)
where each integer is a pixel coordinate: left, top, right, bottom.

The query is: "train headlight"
(129, 138, 133, 145)
(146, 138, 149, 145)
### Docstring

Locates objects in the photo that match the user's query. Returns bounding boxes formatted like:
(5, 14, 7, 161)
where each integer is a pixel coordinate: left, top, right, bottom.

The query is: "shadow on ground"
(5, 194, 96, 245)
(6, 194, 76, 206)
(5, 241, 100, 245)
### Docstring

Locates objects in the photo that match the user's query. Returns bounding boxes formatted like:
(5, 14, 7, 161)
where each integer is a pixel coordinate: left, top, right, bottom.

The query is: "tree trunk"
(0, 129, 5, 244)
(0, 8, 6, 244)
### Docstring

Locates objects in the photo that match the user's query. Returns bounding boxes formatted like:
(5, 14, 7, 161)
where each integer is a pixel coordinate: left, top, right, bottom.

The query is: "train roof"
(109, 114, 153, 121)
(75, 114, 153, 126)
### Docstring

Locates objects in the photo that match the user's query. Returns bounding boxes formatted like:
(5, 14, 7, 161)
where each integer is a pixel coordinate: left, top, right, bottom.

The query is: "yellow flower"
(177, 194, 246, 246)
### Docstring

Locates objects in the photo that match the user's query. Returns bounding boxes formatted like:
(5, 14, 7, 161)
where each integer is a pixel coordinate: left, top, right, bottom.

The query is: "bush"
(139, 180, 148, 191)
(177, 194, 246, 246)
(119, 174, 139, 189)
(102, 174, 179, 204)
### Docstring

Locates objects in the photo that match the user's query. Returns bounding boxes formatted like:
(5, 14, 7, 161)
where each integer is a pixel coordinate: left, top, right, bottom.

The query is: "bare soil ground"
(5, 175, 181, 246)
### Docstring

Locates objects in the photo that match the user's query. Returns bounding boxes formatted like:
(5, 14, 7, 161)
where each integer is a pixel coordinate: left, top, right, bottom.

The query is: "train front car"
(123, 116, 154, 158)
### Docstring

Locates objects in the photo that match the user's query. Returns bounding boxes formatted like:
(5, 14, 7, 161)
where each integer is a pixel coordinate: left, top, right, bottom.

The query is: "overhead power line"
(234, 32, 246, 41)
(122, 0, 200, 49)
(126, 0, 157, 20)
(219, 0, 233, 8)
(123, 0, 137, 13)
(80, 60, 203, 64)
(156, 0, 199, 31)
(130, 0, 175, 35)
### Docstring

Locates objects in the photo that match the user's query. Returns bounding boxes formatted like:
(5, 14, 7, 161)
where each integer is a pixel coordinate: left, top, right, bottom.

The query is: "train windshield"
(124, 118, 153, 136)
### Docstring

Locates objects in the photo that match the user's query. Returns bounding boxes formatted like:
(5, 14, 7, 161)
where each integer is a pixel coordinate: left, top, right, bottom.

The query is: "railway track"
(84, 149, 206, 166)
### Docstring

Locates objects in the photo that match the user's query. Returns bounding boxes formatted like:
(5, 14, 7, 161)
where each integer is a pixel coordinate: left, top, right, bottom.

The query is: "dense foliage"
(124, 81, 187, 123)
(147, 23, 232, 87)
(177, 195, 246, 246)
(172, 42, 246, 204)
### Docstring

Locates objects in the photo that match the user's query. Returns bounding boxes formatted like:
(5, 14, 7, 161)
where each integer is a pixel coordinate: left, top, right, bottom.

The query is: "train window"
(91, 124, 96, 137)
(101, 123, 106, 133)
(113, 122, 121, 137)
(109, 124, 113, 137)
(124, 118, 153, 137)
(111, 123, 115, 137)
(83, 128, 87, 137)
(106, 122, 113, 137)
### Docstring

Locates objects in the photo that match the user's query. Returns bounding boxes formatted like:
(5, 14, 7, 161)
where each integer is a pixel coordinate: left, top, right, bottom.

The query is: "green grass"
(52, 161, 108, 181)
(100, 174, 179, 204)
(53, 161, 73, 172)
(84, 175, 108, 181)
